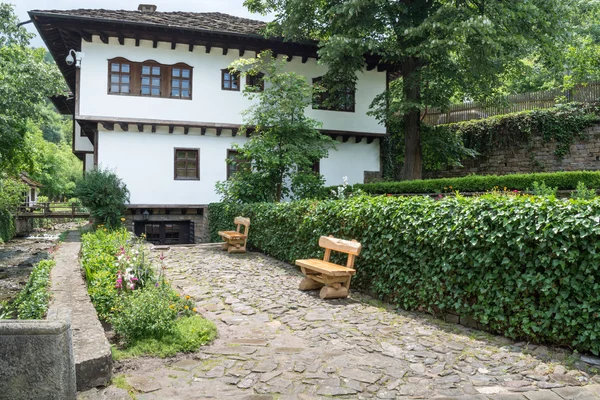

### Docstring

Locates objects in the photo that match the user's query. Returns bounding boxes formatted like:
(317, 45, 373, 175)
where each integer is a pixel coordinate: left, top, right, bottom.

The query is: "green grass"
(112, 316, 217, 360)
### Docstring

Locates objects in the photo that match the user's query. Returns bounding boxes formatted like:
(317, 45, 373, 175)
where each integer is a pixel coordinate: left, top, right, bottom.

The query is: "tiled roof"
(31, 9, 267, 37)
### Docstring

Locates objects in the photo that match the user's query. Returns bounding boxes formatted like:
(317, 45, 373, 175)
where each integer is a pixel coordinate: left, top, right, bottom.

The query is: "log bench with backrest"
(218, 216, 250, 253)
(295, 235, 362, 299)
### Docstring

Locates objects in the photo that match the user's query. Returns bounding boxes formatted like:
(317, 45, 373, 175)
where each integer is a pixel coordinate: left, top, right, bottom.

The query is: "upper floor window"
(110, 60, 131, 94)
(246, 73, 265, 92)
(226, 149, 249, 179)
(108, 58, 192, 100)
(312, 76, 355, 112)
(222, 69, 240, 91)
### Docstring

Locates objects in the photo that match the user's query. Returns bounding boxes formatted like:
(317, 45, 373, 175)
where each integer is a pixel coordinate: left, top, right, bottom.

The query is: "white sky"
(11, 0, 271, 48)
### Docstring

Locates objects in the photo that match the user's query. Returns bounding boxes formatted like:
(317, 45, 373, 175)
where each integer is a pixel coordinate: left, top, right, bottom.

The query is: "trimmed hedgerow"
(209, 195, 600, 355)
(334, 171, 600, 195)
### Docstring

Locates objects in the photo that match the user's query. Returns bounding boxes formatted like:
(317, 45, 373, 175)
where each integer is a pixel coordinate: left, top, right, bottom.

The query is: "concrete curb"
(49, 231, 112, 391)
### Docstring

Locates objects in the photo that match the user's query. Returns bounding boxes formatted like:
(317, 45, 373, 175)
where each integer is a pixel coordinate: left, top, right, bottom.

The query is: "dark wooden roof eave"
(49, 94, 75, 115)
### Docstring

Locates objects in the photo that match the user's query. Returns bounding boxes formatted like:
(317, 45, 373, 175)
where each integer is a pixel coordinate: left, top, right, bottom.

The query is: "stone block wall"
(125, 207, 210, 243)
(0, 308, 76, 400)
(424, 124, 600, 179)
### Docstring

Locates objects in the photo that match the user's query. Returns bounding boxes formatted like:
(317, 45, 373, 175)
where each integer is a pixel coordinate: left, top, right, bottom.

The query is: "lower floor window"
(135, 221, 193, 245)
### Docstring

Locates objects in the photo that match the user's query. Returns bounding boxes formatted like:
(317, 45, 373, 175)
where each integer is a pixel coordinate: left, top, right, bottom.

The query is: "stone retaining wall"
(0, 308, 76, 400)
(425, 124, 600, 179)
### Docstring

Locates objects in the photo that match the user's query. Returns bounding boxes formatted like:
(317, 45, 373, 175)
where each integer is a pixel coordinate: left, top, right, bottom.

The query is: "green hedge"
(209, 196, 600, 354)
(338, 171, 600, 195)
(0, 209, 15, 243)
(13, 259, 55, 319)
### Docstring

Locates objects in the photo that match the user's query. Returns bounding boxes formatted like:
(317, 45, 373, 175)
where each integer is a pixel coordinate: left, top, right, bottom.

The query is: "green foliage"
(0, 177, 24, 242)
(441, 102, 599, 163)
(339, 171, 600, 196)
(209, 195, 600, 354)
(13, 260, 55, 320)
(88, 269, 119, 321)
(0, 300, 13, 319)
(81, 228, 128, 282)
(75, 168, 130, 228)
(572, 181, 597, 200)
(110, 285, 178, 343)
(530, 181, 558, 197)
(215, 51, 335, 202)
(111, 316, 217, 359)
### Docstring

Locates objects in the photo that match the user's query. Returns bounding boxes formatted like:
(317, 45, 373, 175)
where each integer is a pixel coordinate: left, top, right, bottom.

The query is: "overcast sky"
(12, 0, 271, 48)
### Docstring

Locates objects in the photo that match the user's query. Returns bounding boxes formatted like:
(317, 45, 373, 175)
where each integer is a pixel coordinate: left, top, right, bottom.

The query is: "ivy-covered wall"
(425, 103, 600, 179)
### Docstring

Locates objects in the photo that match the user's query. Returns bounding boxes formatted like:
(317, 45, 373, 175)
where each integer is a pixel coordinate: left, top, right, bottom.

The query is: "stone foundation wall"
(424, 125, 600, 179)
(125, 207, 210, 243)
(15, 217, 33, 236)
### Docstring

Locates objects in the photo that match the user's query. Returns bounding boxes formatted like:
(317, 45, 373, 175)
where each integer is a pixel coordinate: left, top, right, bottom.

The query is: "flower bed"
(209, 195, 600, 355)
(80, 228, 216, 357)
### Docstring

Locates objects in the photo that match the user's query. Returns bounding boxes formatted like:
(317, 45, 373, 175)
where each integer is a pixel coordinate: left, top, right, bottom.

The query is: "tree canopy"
(246, 0, 575, 180)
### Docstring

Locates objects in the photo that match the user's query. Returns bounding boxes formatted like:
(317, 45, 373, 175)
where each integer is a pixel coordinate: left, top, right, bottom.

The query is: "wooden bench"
(218, 216, 250, 253)
(295, 235, 362, 299)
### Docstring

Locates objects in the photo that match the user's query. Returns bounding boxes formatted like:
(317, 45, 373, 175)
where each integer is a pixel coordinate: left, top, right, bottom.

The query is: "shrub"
(0, 209, 15, 243)
(209, 196, 600, 355)
(88, 269, 119, 321)
(529, 181, 557, 197)
(36, 195, 49, 204)
(13, 260, 55, 319)
(110, 285, 178, 343)
(338, 171, 600, 195)
(75, 168, 130, 228)
(572, 181, 597, 200)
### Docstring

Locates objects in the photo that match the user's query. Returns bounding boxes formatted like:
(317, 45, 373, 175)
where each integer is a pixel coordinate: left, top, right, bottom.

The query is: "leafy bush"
(13, 259, 54, 319)
(209, 196, 600, 354)
(338, 171, 600, 195)
(0, 177, 26, 242)
(0, 301, 13, 319)
(529, 181, 557, 197)
(88, 269, 119, 321)
(75, 168, 130, 228)
(81, 228, 128, 282)
(36, 195, 49, 204)
(0, 209, 15, 243)
(110, 285, 178, 343)
(572, 181, 597, 200)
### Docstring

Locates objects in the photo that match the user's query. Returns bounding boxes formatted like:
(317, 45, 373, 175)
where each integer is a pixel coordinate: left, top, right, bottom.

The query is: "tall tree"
(0, 3, 64, 173)
(216, 52, 335, 203)
(246, 0, 571, 180)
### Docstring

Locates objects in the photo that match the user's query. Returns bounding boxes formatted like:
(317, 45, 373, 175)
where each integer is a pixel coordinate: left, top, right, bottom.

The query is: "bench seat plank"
(218, 230, 247, 240)
(295, 259, 356, 276)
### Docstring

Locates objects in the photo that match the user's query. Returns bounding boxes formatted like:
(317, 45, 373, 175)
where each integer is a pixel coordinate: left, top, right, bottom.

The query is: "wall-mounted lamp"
(65, 49, 85, 68)
(142, 209, 150, 221)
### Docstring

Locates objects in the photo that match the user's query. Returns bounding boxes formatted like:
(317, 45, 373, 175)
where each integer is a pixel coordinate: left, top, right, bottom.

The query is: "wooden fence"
(423, 82, 600, 126)
(15, 202, 90, 219)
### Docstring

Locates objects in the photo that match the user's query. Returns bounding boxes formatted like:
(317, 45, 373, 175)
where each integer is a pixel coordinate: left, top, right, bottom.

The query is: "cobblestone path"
(81, 246, 600, 400)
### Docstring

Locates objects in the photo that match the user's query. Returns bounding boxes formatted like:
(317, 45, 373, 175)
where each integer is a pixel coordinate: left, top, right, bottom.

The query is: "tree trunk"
(401, 57, 423, 181)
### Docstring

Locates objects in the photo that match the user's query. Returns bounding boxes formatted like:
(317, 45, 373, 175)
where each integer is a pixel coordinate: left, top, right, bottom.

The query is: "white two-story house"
(32, 4, 393, 244)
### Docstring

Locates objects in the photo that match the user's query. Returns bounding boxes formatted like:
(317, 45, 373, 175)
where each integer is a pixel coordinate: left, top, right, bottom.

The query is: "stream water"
(0, 222, 82, 303)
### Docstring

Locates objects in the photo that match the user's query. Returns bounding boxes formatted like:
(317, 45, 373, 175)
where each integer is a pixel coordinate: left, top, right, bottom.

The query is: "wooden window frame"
(312, 76, 356, 113)
(107, 57, 132, 95)
(140, 61, 164, 97)
(107, 58, 193, 100)
(170, 64, 193, 99)
(221, 68, 240, 91)
(245, 73, 265, 92)
(174, 148, 200, 181)
(226, 149, 250, 180)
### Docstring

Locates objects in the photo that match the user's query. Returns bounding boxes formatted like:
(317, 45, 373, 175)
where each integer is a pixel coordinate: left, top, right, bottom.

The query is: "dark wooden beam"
(355, 136, 364, 144)
(216, 128, 222, 136)
(272, 52, 278, 59)
(171, 41, 177, 50)
(101, 122, 114, 131)
(367, 137, 375, 144)
(366, 63, 377, 71)
(222, 47, 228, 56)
(137, 123, 143, 132)
(98, 31, 108, 44)
(135, 37, 140, 47)
(153, 39, 158, 48)
(168, 125, 174, 134)
(205, 45, 211, 53)
(377, 64, 386, 72)
(78, 30, 92, 42)
(151, 124, 156, 133)
(246, 130, 252, 138)
(200, 127, 206, 135)
(239, 49, 245, 57)
(188, 44, 194, 52)
(232, 128, 238, 137)
(302, 56, 308, 64)
(117, 33, 124, 45)
(184, 126, 189, 135)
(342, 136, 350, 143)
(118, 122, 128, 131)
(286, 55, 293, 62)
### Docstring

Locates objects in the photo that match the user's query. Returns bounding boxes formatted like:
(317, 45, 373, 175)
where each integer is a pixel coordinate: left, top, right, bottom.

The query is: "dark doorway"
(134, 221, 194, 244)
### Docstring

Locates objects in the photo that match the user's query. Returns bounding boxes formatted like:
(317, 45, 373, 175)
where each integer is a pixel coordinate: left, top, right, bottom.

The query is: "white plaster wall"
(98, 128, 380, 205)
(74, 123, 93, 152)
(84, 153, 95, 172)
(80, 37, 386, 134)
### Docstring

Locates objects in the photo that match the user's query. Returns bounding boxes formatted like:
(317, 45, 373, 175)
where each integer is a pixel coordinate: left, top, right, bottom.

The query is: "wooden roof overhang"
(76, 115, 384, 145)
(29, 10, 397, 93)
(49, 94, 75, 115)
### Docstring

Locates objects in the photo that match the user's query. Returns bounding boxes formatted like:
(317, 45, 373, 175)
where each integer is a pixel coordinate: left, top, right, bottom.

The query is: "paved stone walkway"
(80, 246, 600, 400)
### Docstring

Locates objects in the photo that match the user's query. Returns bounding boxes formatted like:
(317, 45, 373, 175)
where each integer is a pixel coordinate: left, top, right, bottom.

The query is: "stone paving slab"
(79, 247, 600, 399)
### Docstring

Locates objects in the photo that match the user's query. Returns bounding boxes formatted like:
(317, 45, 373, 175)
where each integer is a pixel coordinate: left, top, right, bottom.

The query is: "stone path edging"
(49, 231, 112, 391)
